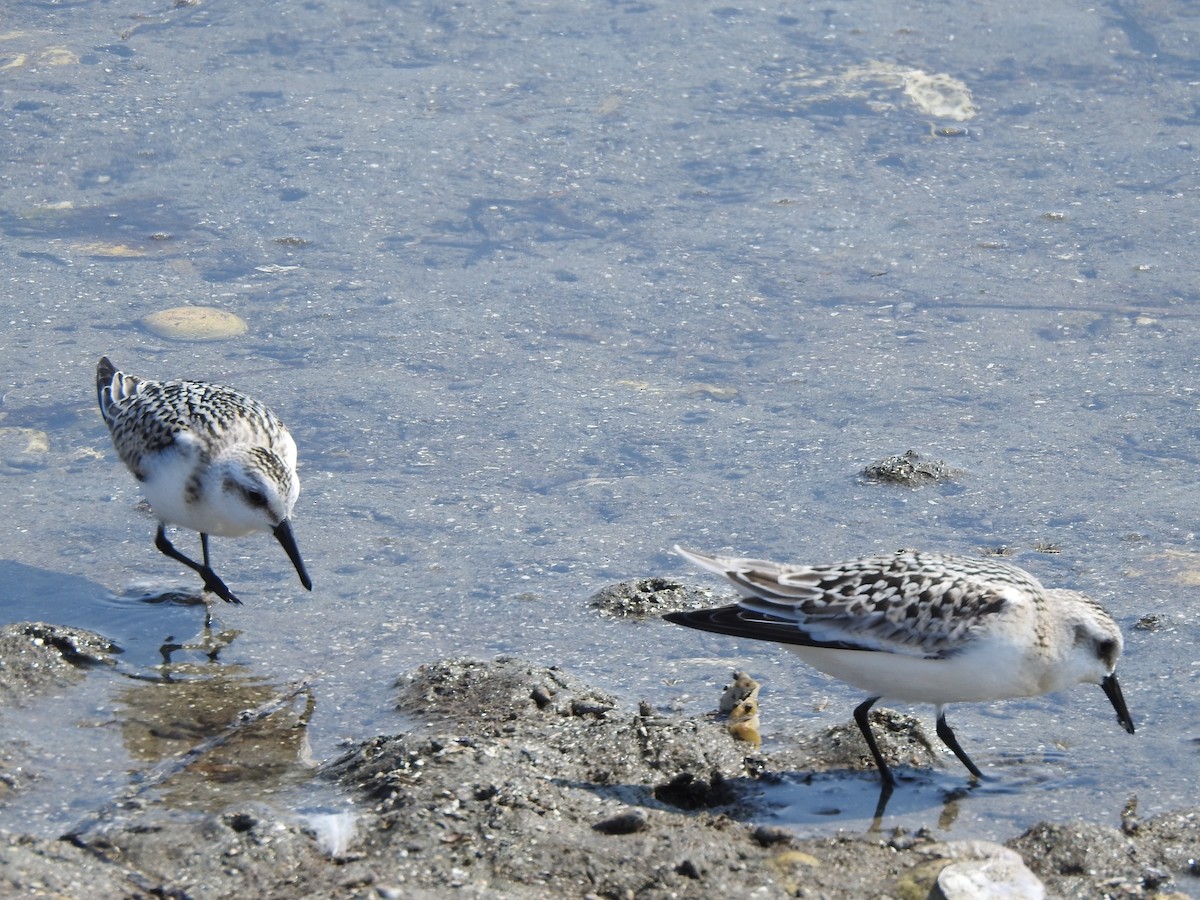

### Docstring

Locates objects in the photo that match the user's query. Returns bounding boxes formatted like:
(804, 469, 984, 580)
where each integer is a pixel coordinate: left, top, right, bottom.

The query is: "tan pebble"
(17, 201, 73, 217)
(74, 241, 147, 258)
(728, 715, 761, 746)
(0, 427, 50, 470)
(894, 859, 952, 898)
(769, 849, 821, 891)
(140, 306, 247, 342)
(43, 47, 78, 65)
(690, 383, 739, 401)
(595, 95, 623, 116)
(730, 698, 757, 719)
(901, 70, 977, 119)
(0, 427, 49, 454)
(721, 672, 762, 745)
(773, 849, 819, 868)
(718, 671, 760, 713)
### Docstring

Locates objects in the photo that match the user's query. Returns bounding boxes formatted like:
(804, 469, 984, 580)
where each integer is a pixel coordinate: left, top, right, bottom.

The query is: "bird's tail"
(96, 357, 140, 420)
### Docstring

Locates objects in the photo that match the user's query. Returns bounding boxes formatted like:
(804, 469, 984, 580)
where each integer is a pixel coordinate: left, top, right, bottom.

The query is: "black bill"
(273, 519, 313, 591)
(1101, 673, 1135, 734)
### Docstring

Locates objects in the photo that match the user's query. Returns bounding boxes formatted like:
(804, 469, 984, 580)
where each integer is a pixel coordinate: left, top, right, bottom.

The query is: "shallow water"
(1, 0, 1198, 845)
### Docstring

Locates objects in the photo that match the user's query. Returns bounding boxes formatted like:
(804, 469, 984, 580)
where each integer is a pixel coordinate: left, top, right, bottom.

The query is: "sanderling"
(666, 545, 1134, 785)
(96, 357, 312, 605)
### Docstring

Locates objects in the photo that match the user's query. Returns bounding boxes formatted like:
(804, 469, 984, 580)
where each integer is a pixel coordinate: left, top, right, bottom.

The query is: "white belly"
(787, 643, 1039, 704)
(139, 451, 257, 537)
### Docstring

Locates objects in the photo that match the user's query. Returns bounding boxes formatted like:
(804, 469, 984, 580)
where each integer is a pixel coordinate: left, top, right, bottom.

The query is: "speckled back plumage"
(673, 547, 1122, 661)
(97, 357, 296, 483)
(734, 550, 1030, 653)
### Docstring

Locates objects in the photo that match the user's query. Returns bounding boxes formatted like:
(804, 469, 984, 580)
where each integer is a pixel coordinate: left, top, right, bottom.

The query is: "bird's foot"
(200, 570, 243, 605)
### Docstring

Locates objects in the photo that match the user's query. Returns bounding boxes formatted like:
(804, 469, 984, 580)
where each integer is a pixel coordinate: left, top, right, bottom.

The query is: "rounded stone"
(140, 306, 247, 342)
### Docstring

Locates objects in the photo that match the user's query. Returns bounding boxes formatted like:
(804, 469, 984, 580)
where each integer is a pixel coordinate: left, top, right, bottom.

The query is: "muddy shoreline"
(0, 622, 1196, 899)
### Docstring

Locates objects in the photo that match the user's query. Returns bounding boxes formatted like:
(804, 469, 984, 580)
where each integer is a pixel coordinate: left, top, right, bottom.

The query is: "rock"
(751, 825, 795, 847)
(929, 841, 1045, 899)
(0, 832, 142, 897)
(653, 771, 738, 810)
(588, 576, 715, 619)
(718, 671, 761, 746)
(0, 622, 119, 707)
(0, 428, 50, 472)
(593, 809, 648, 835)
(783, 705, 938, 777)
(140, 306, 247, 341)
(768, 848, 822, 892)
(1007, 821, 1169, 897)
(861, 450, 959, 486)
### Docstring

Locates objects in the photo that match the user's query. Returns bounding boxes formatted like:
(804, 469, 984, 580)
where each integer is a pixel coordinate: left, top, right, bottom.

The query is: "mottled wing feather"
(675, 547, 1042, 658)
(96, 359, 293, 479)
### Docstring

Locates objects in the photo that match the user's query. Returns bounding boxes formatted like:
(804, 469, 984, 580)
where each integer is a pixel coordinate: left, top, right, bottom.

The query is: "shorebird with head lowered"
(96, 357, 312, 605)
(665, 545, 1134, 786)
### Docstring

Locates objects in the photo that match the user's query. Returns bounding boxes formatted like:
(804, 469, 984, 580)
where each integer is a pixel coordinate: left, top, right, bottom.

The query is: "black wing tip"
(662, 604, 770, 641)
(663, 607, 732, 630)
(96, 356, 116, 403)
(97, 357, 117, 387)
(664, 604, 866, 651)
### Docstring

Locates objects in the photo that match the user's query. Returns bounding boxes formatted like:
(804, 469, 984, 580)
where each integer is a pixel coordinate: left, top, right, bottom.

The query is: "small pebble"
(593, 810, 648, 835)
(140, 306, 247, 342)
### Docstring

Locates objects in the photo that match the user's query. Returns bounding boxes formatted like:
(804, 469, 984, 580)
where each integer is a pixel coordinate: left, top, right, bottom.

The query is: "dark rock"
(752, 824, 794, 847)
(653, 771, 738, 810)
(861, 450, 959, 486)
(0, 622, 120, 707)
(593, 809, 648, 835)
(676, 858, 702, 879)
(589, 577, 718, 619)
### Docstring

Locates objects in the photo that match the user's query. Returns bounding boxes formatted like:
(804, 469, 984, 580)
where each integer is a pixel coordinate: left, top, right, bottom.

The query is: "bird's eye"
(244, 488, 268, 508)
(1097, 639, 1116, 662)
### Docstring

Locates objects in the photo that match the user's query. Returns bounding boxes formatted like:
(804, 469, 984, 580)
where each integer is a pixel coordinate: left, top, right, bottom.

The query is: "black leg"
(871, 778, 895, 825)
(154, 524, 242, 605)
(198, 535, 220, 622)
(935, 707, 984, 779)
(853, 696, 895, 786)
